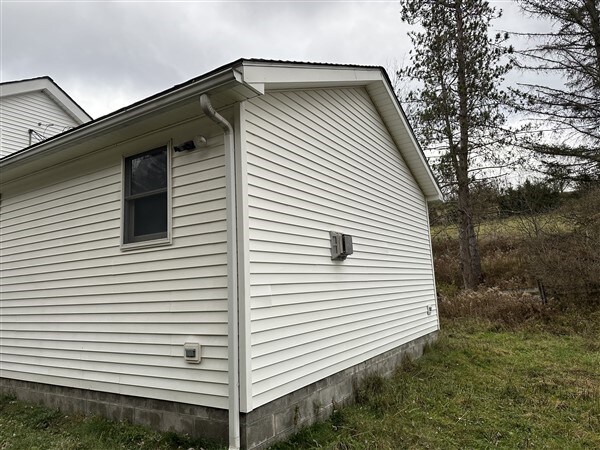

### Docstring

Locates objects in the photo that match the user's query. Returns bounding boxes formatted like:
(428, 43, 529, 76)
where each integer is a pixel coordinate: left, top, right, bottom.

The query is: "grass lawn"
(274, 312, 600, 449)
(0, 398, 221, 450)
(1, 309, 598, 450)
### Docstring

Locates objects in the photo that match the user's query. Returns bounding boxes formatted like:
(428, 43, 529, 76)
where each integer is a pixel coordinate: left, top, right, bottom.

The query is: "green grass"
(1, 313, 598, 450)
(431, 212, 570, 241)
(0, 398, 223, 450)
(273, 314, 600, 450)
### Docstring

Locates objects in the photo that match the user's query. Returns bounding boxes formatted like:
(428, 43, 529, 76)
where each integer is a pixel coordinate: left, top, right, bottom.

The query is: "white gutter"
(200, 93, 240, 450)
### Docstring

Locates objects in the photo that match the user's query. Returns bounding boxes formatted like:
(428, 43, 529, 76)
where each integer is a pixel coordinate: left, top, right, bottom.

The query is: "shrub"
(498, 179, 562, 216)
(478, 235, 531, 288)
(431, 236, 462, 288)
(525, 188, 600, 304)
(438, 287, 545, 328)
(431, 187, 600, 303)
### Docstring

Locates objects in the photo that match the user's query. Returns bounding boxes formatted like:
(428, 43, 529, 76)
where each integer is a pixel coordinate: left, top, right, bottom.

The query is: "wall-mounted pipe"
(200, 93, 240, 450)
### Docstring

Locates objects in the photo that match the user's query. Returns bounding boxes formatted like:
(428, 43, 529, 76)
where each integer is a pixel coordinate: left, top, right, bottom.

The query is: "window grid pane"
(129, 149, 167, 196)
(133, 193, 167, 237)
(124, 146, 168, 244)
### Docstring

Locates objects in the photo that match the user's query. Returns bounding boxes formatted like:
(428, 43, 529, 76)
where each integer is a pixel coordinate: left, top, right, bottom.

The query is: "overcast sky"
(1, 0, 551, 119)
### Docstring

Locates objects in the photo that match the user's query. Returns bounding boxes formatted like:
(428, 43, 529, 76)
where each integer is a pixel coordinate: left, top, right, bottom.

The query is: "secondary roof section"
(1, 76, 92, 123)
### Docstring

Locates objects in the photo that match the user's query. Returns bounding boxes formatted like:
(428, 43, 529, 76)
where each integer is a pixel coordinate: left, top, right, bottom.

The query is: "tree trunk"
(455, 0, 483, 289)
(587, 0, 600, 87)
(457, 177, 483, 288)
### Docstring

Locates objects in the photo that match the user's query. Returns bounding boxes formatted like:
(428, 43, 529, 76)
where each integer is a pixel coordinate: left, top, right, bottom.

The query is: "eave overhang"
(0, 64, 261, 184)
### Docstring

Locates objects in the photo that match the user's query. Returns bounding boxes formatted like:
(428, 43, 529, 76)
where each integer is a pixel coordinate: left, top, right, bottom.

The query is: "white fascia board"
(239, 61, 381, 89)
(0, 78, 48, 96)
(232, 69, 264, 95)
(0, 69, 244, 172)
(1, 78, 91, 124)
(43, 88, 91, 124)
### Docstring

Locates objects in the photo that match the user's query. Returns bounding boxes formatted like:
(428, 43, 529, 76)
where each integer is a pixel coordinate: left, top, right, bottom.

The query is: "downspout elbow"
(200, 94, 233, 135)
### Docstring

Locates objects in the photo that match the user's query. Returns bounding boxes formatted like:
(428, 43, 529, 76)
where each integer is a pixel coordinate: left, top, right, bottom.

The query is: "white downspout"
(200, 93, 240, 450)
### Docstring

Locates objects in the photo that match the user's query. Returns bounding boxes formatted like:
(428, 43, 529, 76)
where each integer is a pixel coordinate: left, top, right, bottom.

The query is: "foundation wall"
(241, 331, 437, 449)
(0, 378, 229, 443)
(1, 331, 437, 449)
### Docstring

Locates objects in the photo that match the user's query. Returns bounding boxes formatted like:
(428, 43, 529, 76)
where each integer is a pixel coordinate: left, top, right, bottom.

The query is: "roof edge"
(376, 67, 444, 201)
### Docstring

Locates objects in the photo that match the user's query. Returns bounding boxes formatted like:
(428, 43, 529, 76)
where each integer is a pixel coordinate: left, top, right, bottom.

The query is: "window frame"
(120, 143, 173, 251)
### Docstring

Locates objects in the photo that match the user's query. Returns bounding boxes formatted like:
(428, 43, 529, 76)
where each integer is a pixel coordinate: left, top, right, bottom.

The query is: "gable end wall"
(245, 87, 439, 409)
(0, 91, 81, 158)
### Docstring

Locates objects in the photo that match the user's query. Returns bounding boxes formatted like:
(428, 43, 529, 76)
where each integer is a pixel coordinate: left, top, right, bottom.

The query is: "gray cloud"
(1, 1, 553, 118)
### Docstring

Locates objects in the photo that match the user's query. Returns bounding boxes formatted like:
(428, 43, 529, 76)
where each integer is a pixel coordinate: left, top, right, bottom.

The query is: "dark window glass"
(129, 149, 167, 195)
(124, 146, 168, 244)
(133, 193, 167, 236)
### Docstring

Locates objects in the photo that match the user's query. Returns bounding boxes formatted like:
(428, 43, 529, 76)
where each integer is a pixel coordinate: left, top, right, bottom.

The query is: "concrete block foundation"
(1, 331, 437, 449)
(240, 331, 438, 449)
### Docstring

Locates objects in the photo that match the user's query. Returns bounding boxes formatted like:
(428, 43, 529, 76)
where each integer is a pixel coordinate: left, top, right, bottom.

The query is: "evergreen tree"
(514, 0, 600, 180)
(399, 0, 514, 288)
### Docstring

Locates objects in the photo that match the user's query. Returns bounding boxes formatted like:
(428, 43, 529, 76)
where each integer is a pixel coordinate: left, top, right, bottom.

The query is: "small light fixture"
(174, 135, 207, 152)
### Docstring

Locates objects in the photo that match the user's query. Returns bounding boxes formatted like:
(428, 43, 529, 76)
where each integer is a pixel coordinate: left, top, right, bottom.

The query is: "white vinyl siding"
(245, 87, 438, 408)
(0, 90, 81, 158)
(0, 136, 229, 408)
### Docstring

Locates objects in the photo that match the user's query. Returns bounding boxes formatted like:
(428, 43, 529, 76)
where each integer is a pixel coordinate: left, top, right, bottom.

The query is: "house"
(0, 76, 92, 158)
(0, 59, 442, 449)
